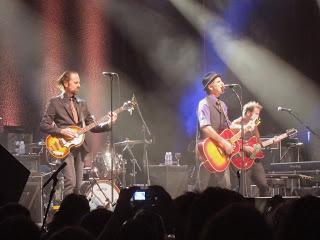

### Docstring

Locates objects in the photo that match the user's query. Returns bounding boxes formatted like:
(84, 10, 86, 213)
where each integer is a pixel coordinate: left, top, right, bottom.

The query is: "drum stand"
(122, 143, 141, 185)
(118, 154, 127, 188)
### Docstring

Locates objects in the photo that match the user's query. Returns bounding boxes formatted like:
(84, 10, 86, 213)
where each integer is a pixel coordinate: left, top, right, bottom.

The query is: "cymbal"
(114, 139, 145, 146)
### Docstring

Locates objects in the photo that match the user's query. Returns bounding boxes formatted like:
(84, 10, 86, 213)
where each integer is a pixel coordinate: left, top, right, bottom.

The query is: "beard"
(72, 88, 80, 95)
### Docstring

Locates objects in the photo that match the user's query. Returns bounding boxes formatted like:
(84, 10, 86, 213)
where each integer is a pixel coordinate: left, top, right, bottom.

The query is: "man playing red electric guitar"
(230, 101, 269, 196)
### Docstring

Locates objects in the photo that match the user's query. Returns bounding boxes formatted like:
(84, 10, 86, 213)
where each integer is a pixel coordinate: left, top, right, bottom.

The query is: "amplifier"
(19, 174, 44, 224)
(15, 154, 40, 173)
(269, 161, 320, 172)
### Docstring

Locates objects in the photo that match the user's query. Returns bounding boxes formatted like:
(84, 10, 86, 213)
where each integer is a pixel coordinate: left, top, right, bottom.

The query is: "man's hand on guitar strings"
(222, 139, 233, 155)
(98, 112, 118, 127)
(60, 128, 77, 139)
(108, 111, 118, 123)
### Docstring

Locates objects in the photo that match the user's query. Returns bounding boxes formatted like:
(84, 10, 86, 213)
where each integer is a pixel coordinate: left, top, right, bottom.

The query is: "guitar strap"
(78, 101, 84, 128)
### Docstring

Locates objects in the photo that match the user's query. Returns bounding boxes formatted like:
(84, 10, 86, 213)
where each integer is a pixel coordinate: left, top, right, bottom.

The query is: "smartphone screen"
(134, 191, 146, 201)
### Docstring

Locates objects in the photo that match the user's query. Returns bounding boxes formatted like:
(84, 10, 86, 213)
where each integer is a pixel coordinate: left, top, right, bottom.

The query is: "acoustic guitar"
(45, 97, 136, 159)
(231, 128, 297, 170)
(197, 118, 260, 172)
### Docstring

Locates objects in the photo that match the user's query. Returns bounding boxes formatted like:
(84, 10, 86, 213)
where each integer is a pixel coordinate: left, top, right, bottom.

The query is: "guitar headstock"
(255, 117, 261, 127)
(286, 128, 298, 137)
(122, 95, 137, 115)
(245, 117, 261, 132)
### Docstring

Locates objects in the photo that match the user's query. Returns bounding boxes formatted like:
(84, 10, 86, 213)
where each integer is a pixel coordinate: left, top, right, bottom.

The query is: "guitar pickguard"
(46, 127, 85, 159)
(61, 135, 84, 148)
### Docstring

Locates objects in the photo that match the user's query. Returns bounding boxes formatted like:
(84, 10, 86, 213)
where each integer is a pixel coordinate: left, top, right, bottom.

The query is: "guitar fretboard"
(229, 118, 260, 144)
(261, 133, 288, 148)
(78, 106, 124, 135)
(230, 130, 242, 144)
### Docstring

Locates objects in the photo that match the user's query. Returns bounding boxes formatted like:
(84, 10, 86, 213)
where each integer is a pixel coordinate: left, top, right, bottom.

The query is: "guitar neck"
(78, 107, 124, 135)
(229, 118, 260, 143)
(230, 129, 242, 144)
(261, 132, 288, 148)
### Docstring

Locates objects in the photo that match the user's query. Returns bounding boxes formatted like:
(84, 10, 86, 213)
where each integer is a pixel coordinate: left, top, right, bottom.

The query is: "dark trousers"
(63, 149, 85, 196)
(230, 161, 269, 197)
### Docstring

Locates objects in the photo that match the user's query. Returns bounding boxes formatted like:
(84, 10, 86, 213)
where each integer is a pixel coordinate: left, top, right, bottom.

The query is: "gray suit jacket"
(40, 93, 110, 153)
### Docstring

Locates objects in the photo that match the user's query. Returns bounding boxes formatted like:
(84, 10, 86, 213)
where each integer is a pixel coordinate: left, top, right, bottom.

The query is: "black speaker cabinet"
(19, 174, 43, 224)
(149, 165, 188, 199)
(0, 144, 30, 205)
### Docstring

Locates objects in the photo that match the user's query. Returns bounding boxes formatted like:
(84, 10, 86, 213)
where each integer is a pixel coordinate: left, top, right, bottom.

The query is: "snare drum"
(81, 180, 120, 210)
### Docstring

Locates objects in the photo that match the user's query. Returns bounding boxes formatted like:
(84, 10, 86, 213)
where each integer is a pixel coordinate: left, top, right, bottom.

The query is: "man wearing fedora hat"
(196, 72, 233, 191)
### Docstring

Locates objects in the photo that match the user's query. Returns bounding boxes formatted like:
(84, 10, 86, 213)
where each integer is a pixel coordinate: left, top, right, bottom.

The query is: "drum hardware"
(133, 96, 153, 186)
(114, 139, 145, 146)
(117, 154, 127, 188)
(89, 178, 111, 206)
(118, 138, 142, 185)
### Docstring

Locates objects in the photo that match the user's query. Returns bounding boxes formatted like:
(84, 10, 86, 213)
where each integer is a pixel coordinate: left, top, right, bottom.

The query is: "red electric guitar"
(231, 128, 298, 170)
(197, 118, 260, 172)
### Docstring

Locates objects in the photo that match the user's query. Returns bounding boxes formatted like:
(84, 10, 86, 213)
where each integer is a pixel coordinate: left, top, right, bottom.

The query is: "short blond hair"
(243, 101, 262, 116)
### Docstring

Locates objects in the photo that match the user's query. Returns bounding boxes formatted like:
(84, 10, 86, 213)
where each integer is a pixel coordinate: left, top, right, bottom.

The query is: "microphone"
(42, 162, 67, 188)
(277, 106, 292, 113)
(224, 84, 239, 88)
(102, 72, 117, 76)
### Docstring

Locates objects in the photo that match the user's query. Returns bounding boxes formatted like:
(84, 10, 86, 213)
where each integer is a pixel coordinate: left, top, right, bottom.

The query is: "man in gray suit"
(40, 70, 117, 195)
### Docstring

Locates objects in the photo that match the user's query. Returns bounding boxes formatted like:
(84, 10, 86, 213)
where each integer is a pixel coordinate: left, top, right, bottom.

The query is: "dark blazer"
(40, 93, 110, 153)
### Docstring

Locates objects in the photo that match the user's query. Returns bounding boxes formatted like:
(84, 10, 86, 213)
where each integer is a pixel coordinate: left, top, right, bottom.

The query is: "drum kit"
(80, 138, 146, 210)
(19, 137, 147, 211)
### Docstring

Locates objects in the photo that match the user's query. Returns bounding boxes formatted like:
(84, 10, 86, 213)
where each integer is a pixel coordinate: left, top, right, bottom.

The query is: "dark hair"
(242, 101, 262, 116)
(57, 71, 78, 90)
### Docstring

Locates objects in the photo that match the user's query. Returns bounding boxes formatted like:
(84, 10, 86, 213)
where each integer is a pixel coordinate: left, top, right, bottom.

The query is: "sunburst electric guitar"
(46, 97, 136, 159)
(231, 128, 297, 170)
(197, 118, 260, 173)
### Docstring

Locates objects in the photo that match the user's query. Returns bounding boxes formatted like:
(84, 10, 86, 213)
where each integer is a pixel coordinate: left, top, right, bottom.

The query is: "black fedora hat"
(202, 72, 221, 90)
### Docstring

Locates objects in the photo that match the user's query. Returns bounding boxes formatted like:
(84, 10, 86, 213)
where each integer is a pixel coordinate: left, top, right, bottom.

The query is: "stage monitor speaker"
(19, 174, 43, 224)
(0, 144, 30, 206)
(149, 165, 188, 199)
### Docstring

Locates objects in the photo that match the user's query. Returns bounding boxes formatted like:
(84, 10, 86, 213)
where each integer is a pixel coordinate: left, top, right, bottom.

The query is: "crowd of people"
(0, 185, 320, 240)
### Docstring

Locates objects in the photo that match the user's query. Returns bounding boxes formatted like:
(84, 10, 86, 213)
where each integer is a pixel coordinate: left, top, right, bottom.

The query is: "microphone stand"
(135, 96, 152, 186)
(123, 143, 141, 185)
(41, 162, 67, 233)
(230, 86, 247, 197)
(285, 110, 320, 140)
(103, 73, 118, 204)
